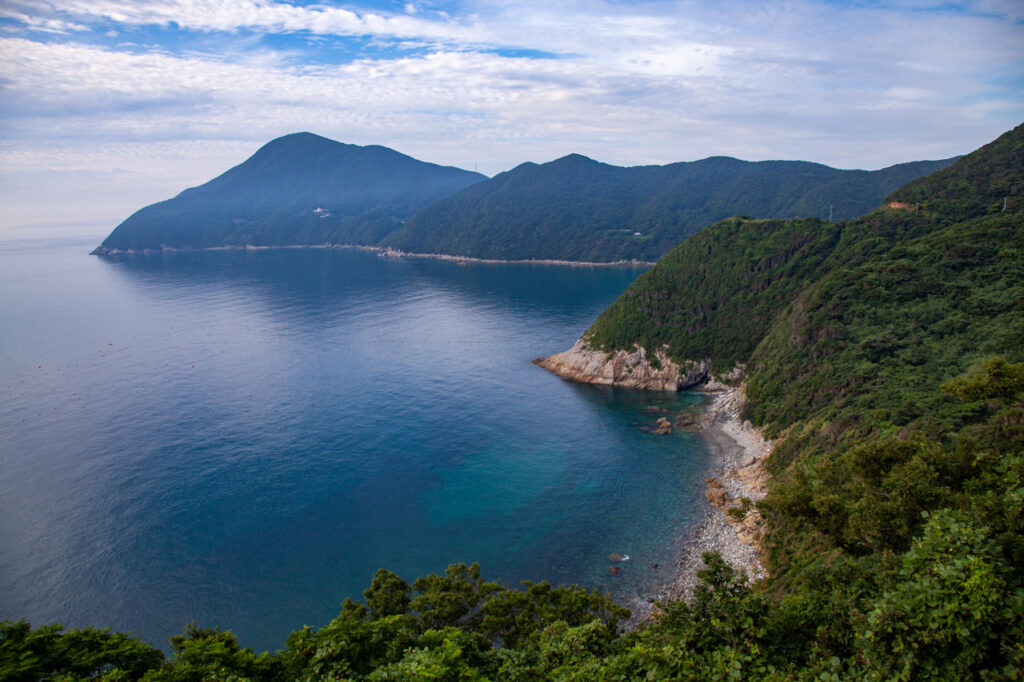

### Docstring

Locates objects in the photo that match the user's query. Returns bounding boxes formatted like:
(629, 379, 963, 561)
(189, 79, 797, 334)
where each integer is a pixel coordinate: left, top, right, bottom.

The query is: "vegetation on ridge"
(93, 131, 954, 262)
(11, 125, 1022, 679)
(384, 154, 955, 262)
(583, 216, 844, 374)
(93, 133, 485, 253)
(590, 122, 1024, 677)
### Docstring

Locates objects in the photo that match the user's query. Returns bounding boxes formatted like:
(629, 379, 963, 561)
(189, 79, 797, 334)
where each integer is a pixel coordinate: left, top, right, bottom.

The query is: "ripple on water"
(0, 243, 710, 651)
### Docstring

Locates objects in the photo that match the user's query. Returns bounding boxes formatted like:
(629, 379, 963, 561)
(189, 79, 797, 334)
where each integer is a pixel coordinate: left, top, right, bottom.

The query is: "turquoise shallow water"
(0, 237, 711, 652)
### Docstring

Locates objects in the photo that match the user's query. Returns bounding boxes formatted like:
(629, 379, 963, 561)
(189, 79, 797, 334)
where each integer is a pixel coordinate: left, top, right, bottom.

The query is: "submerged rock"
(608, 565, 622, 576)
(674, 412, 698, 427)
(607, 552, 630, 562)
(653, 417, 673, 435)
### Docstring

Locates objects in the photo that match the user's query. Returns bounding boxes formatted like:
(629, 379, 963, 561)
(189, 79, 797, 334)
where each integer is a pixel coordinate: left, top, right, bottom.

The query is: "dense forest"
(11, 125, 1021, 679)
(384, 154, 954, 263)
(92, 132, 953, 263)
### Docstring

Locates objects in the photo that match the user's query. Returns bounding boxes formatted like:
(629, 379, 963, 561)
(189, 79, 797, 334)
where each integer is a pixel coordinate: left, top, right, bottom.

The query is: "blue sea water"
(0, 236, 711, 652)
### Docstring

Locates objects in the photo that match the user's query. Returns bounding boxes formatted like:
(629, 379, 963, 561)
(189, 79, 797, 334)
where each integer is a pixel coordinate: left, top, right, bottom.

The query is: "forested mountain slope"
(92, 133, 486, 253)
(384, 153, 955, 262)
(93, 131, 953, 261)
(581, 122, 1024, 676)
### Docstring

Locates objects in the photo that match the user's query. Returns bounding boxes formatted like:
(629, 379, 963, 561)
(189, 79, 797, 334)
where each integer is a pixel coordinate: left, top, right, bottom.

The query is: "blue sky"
(0, 0, 1021, 236)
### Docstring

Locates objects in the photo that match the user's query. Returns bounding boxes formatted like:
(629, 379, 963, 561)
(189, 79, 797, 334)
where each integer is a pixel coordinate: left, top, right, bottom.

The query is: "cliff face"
(533, 339, 709, 391)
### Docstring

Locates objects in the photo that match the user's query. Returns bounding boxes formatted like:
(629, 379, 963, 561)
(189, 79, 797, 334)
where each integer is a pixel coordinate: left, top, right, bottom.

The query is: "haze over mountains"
(93, 132, 956, 262)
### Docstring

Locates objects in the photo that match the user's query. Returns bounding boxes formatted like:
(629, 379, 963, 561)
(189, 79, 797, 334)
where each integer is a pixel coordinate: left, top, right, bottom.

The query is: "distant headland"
(92, 132, 956, 263)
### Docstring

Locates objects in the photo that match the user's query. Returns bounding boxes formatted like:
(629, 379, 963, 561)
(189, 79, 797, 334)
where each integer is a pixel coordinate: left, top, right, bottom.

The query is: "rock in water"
(608, 566, 622, 576)
(674, 412, 696, 427)
(607, 552, 630, 562)
(653, 417, 673, 434)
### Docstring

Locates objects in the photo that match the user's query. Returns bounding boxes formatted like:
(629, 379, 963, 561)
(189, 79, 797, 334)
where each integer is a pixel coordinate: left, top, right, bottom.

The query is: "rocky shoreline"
(533, 339, 710, 391)
(623, 382, 772, 627)
(669, 384, 770, 595)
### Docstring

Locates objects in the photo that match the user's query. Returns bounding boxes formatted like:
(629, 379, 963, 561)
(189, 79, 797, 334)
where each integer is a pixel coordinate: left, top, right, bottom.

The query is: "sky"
(0, 0, 1022, 237)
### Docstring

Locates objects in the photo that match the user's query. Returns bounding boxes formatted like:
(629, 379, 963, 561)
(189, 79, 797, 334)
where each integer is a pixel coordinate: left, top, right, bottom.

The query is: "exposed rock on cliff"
(533, 339, 709, 391)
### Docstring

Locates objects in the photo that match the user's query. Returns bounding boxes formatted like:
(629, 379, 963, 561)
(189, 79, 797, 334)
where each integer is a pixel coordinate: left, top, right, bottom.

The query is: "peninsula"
(92, 133, 955, 263)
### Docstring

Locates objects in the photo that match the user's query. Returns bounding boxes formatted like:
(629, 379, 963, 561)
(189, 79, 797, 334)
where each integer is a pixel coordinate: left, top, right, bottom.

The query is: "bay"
(0, 236, 710, 652)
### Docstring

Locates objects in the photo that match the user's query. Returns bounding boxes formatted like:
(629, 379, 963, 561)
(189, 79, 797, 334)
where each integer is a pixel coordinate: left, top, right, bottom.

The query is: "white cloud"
(0, 9, 88, 34)
(6, 0, 480, 43)
(0, 0, 1021, 231)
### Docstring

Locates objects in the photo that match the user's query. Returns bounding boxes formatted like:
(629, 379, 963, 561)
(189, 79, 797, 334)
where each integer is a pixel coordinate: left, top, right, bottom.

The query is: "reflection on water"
(0, 243, 709, 652)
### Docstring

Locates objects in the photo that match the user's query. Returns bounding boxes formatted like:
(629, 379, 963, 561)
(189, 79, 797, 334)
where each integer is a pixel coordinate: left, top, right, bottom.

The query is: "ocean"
(0, 235, 711, 652)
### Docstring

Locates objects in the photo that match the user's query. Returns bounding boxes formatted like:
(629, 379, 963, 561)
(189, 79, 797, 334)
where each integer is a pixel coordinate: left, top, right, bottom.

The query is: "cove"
(0, 238, 712, 652)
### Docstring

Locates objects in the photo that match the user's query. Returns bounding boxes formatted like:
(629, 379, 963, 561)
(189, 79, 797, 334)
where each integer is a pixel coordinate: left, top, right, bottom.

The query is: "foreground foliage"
(7, 126, 1021, 679)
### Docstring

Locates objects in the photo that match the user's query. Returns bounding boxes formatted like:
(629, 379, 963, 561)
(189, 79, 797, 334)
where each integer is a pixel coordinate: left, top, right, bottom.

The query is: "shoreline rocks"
(653, 417, 673, 435)
(533, 339, 709, 391)
(90, 243, 656, 267)
(665, 383, 771, 600)
(529, 342, 771, 627)
(623, 382, 773, 628)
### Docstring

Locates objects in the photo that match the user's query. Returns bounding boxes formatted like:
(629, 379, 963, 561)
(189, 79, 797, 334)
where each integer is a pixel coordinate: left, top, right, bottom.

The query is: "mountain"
(885, 122, 1023, 220)
(93, 132, 954, 261)
(383, 153, 957, 262)
(91, 133, 486, 254)
(540, 123, 1024, 676)
(19, 125, 1023, 680)
(579, 125, 1021, 373)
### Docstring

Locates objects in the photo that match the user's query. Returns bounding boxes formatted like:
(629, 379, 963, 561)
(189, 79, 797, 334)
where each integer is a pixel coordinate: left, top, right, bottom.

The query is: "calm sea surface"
(0, 236, 710, 652)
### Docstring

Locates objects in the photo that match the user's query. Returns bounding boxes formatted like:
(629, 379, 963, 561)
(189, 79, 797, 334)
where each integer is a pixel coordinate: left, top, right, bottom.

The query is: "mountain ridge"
(92, 132, 957, 261)
(383, 153, 958, 262)
(92, 132, 486, 254)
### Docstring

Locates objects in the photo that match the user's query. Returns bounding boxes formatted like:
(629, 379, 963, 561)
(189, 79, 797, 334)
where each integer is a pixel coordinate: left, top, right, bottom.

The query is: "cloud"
(4, 0, 480, 44)
(0, 0, 1021, 231)
(0, 10, 88, 34)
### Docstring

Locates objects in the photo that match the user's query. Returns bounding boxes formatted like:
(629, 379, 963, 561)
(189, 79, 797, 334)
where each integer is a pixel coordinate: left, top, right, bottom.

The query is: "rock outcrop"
(533, 339, 709, 391)
(653, 417, 673, 435)
(704, 478, 729, 506)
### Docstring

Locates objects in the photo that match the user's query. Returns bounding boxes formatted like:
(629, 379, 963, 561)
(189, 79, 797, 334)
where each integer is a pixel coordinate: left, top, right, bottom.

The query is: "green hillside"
(384, 154, 955, 262)
(13, 126, 1021, 679)
(92, 133, 485, 253)
(93, 133, 954, 262)
(586, 122, 1024, 676)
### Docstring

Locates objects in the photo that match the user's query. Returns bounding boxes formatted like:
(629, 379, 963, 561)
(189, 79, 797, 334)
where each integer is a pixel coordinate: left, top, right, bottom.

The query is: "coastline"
(626, 382, 772, 627)
(90, 243, 657, 268)
(669, 384, 770, 597)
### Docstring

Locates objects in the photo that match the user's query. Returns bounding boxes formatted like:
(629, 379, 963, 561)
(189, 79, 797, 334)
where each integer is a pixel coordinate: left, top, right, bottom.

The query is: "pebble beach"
(625, 383, 773, 627)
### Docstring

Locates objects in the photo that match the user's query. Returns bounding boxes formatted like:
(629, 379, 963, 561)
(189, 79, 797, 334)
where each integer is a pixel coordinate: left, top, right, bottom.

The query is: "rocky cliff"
(533, 339, 709, 391)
